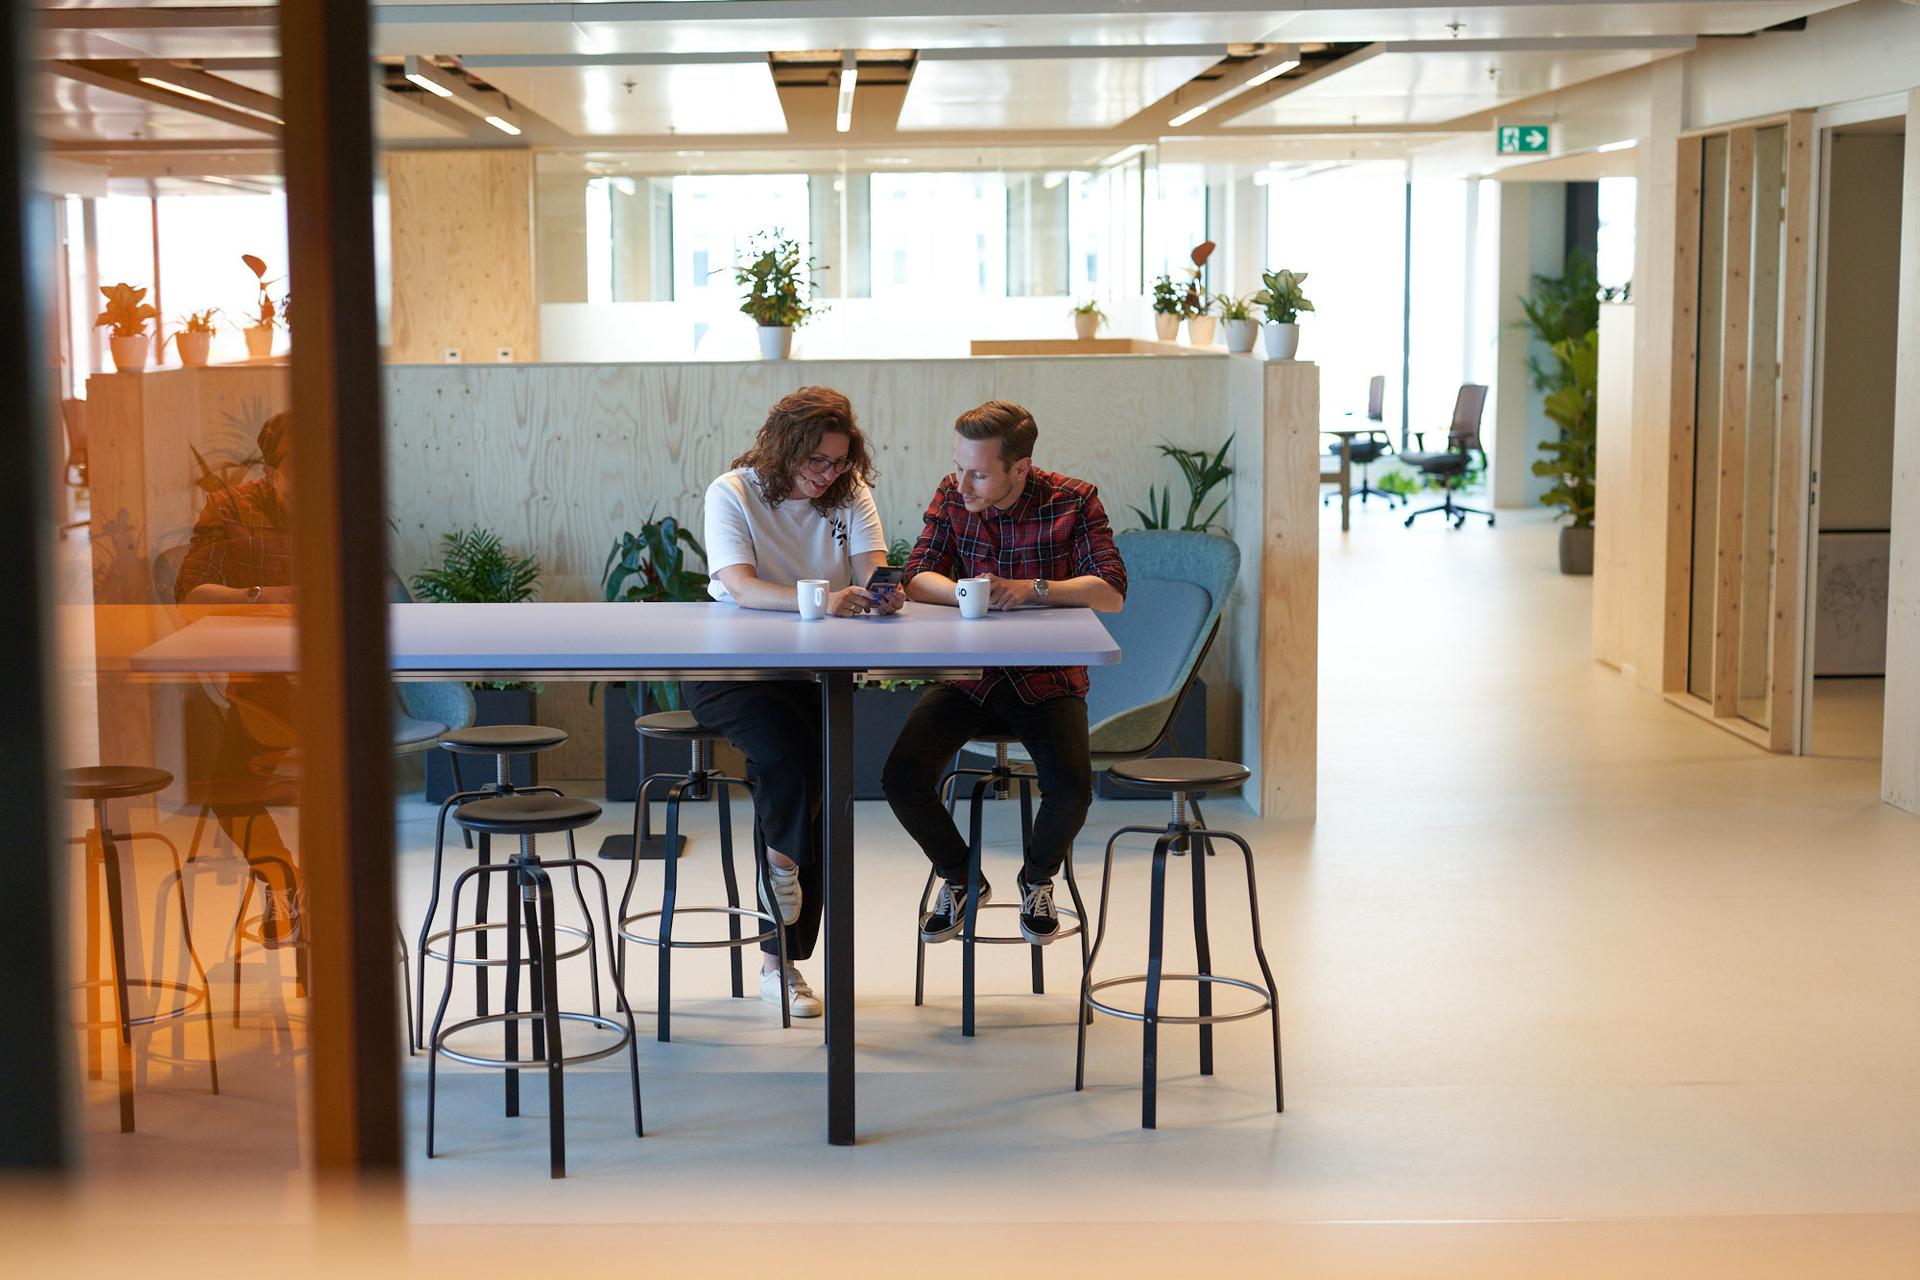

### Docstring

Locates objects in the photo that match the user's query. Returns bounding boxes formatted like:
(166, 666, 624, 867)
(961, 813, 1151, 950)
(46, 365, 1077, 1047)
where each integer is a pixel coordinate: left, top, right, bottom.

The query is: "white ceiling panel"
(1262, 2, 1853, 42)
(480, 62, 788, 136)
(1229, 45, 1666, 127)
(897, 54, 1220, 131)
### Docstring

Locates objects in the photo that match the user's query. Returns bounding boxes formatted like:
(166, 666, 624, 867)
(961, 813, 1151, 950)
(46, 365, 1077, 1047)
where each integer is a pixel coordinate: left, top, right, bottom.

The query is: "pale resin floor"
(46, 505, 1920, 1274)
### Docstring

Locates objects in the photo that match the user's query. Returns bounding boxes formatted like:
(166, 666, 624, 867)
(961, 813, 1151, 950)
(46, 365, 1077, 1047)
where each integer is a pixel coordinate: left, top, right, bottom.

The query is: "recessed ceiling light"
(404, 71, 453, 98)
(484, 115, 522, 136)
(1597, 139, 1635, 153)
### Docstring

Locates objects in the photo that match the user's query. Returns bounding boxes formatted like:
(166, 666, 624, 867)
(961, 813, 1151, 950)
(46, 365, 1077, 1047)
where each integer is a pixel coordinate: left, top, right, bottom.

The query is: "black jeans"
(682, 679, 824, 962)
(882, 683, 1093, 886)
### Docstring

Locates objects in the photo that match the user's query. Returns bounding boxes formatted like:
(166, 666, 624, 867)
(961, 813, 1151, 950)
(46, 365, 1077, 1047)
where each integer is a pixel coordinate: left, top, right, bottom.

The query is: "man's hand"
(988, 576, 1040, 610)
(828, 585, 877, 616)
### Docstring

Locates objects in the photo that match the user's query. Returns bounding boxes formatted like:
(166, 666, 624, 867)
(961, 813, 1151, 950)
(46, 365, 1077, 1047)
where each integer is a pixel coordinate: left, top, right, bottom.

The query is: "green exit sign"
(1497, 125, 1550, 154)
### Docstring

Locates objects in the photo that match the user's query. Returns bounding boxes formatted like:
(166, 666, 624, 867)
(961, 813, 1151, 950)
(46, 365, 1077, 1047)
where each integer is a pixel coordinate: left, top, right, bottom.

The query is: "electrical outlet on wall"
(443, 348, 460, 363)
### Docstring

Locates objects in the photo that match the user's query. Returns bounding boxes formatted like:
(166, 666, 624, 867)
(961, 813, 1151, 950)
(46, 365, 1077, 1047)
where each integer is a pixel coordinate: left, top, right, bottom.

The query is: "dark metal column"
(279, 0, 401, 1173)
(0, 0, 74, 1174)
(820, 670, 856, 1144)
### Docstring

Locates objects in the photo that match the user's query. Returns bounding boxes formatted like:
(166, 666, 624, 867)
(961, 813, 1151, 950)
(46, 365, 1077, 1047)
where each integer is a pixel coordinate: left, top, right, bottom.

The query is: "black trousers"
(682, 679, 824, 962)
(882, 683, 1093, 886)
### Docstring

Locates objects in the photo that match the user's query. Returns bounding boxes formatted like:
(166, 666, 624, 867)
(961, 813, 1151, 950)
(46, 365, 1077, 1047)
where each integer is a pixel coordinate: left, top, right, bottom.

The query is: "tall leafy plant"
(1131, 436, 1235, 534)
(734, 231, 828, 329)
(600, 516, 709, 710)
(410, 527, 541, 690)
(1530, 332, 1598, 529)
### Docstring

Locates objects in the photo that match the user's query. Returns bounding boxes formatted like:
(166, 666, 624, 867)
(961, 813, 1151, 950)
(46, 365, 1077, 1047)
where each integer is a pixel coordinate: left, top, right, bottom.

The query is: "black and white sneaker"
(919, 876, 991, 943)
(1017, 870, 1059, 946)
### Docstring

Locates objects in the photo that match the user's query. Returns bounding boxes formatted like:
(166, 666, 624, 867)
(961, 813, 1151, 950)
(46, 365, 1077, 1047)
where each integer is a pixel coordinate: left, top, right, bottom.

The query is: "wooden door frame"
(1662, 112, 1816, 753)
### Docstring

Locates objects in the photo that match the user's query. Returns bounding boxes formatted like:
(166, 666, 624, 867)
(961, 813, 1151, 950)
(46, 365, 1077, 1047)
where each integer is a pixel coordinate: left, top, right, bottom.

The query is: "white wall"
(1492, 182, 1567, 508)
(1686, 0, 1920, 129)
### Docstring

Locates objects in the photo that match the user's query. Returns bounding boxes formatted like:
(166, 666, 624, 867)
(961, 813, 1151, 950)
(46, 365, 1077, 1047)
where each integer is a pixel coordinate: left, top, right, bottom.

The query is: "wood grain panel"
(1257, 360, 1319, 819)
(1711, 128, 1754, 718)
(1663, 136, 1704, 694)
(1767, 111, 1814, 752)
(385, 151, 539, 365)
(1883, 90, 1920, 812)
(1592, 304, 1636, 671)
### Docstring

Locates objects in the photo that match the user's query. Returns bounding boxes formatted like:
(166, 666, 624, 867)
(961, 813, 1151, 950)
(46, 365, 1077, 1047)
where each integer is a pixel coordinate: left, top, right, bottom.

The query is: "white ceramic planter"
(1153, 312, 1180, 341)
(244, 325, 275, 359)
(108, 334, 149, 372)
(758, 325, 794, 360)
(1263, 321, 1301, 360)
(1186, 315, 1217, 346)
(1072, 312, 1100, 340)
(176, 330, 212, 367)
(1221, 318, 1257, 353)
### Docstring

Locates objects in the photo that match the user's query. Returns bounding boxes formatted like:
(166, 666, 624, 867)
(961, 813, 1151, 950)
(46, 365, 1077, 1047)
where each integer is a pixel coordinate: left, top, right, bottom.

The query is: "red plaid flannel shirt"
(175, 478, 294, 600)
(902, 467, 1127, 705)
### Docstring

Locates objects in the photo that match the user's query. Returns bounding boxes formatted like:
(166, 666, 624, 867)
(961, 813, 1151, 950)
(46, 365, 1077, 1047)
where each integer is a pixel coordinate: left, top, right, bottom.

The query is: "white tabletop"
(129, 601, 1121, 676)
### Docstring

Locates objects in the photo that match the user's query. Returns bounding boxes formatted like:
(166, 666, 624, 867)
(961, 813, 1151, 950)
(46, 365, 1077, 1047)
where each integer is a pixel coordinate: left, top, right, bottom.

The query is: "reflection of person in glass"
(175, 411, 301, 945)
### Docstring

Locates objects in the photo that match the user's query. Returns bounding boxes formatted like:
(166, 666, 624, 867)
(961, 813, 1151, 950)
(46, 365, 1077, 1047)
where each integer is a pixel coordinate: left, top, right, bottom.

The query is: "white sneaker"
(762, 860, 802, 927)
(760, 964, 822, 1019)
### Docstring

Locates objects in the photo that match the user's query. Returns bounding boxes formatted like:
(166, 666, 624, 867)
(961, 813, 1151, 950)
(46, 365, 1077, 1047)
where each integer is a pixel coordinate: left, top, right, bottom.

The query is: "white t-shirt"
(703, 467, 887, 603)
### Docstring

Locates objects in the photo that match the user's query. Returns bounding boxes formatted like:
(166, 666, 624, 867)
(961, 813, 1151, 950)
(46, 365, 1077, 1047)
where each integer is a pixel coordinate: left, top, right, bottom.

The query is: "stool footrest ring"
(425, 921, 593, 967)
(431, 1010, 632, 1069)
(1084, 972, 1272, 1025)
(619, 905, 780, 950)
(955, 901, 1083, 944)
(72, 977, 207, 1029)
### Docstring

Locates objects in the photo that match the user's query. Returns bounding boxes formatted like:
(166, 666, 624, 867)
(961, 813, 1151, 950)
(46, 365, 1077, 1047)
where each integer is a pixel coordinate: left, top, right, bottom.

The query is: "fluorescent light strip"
(836, 67, 857, 133)
(1597, 139, 1635, 153)
(483, 114, 522, 136)
(1168, 57, 1300, 129)
(1168, 103, 1210, 128)
(139, 75, 283, 125)
(1245, 58, 1300, 88)
(1097, 143, 1148, 168)
(405, 71, 454, 98)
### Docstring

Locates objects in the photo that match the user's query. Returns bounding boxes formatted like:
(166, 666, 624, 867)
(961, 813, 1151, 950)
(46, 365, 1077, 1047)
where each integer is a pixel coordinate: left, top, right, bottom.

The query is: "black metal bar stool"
(1077, 757, 1283, 1130)
(616, 711, 788, 1041)
(415, 724, 603, 1047)
(426, 793, 641, 1179)
(67, 765, 219, 1133)
(914, 734, 1089, 1037)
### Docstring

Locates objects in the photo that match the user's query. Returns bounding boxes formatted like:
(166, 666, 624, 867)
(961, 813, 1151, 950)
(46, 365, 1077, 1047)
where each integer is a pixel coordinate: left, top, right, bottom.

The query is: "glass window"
(670, 174, 812, 304)
(155, 192, 291, 365)
(1149, 162, 1208, 289)
(869, 172, 1008, 298)
(1597, 175, 1637, 293)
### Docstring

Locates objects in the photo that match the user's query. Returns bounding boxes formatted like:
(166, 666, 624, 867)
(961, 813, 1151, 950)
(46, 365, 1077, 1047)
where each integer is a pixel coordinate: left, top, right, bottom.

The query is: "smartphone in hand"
(865, 566, 907, 598)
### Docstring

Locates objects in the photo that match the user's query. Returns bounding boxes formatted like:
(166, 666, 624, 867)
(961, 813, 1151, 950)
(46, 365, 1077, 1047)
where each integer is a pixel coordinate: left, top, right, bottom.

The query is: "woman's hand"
(828, 585, 876, 616)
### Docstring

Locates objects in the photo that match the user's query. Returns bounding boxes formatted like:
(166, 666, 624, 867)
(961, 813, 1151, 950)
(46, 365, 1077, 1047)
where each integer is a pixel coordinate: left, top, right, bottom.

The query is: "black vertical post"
(1401, 176, 1414, 449)
(821, 670, 856, 1144)
(0, 2, 75, 1173)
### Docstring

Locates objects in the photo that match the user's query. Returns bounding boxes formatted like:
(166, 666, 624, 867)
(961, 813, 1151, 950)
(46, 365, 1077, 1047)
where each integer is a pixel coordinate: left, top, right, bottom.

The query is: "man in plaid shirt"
(884, 400, 1127, 945)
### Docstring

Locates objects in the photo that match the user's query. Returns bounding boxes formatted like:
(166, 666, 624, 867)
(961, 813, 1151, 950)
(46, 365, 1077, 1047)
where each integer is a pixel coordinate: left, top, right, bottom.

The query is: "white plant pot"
(244, 325, 275, 359)
(1072, 312, 1100, 340)
(757, 325, 794, 360)
(176, 330, 212, 367)
(1186, 315, 1216, 347)
(1153, 312, 1180, 341)
(1263, 321, 1301, 360)
(108, 334, 149, 372)
(1221, 318, 1257, 354)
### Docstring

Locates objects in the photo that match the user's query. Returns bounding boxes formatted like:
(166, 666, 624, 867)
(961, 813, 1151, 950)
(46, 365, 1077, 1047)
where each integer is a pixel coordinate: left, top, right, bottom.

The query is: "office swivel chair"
(1323, 375, 1400, 509)
(1402, 384, 1493, 529)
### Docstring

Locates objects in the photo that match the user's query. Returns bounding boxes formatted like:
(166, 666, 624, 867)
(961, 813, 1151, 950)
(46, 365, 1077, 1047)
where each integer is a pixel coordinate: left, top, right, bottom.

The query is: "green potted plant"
(599, 516, 710, 802)
(1130, 435, 1235, 534)
(734, 230, 827, 360)
(1531, 330, 1599, 574)
(240, 254, 282, 359)
(1216, 294, 1258, 354)
(1150, 273, 1182, 341)
(1253, 268, 1313, 359)
(165, 308, 221, 368)
(95, 282, 158, 372)
(409, 526, 543, 800)
(1181, 241, 1218, 346)
(1069, 299, 1107, 340)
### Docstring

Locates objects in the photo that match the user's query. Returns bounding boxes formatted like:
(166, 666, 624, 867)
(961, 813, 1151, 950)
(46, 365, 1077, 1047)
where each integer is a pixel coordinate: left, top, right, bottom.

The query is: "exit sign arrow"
(1497, 124, 1550, 154)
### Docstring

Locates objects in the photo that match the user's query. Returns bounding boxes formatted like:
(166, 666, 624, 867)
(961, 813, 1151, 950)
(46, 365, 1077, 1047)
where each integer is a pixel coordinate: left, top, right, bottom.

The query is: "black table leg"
(820, 670, 855, 1145)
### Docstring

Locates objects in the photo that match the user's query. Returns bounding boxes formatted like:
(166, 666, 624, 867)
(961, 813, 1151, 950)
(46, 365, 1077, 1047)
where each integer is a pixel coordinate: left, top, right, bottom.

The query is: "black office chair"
(1402, 384, 1494, 529)
(1323, 375, 1400, 509)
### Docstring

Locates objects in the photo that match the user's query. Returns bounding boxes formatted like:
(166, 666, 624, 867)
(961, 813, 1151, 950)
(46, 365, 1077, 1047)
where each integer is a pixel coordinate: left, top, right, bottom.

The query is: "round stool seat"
(1106, 757, 1251, 793)
(966, 731, 1023, 747)
(634, 710, 709, 740)
(66, 765, 173, 801)
(438, 724, 568, 755)
(454, 793, 601, 836)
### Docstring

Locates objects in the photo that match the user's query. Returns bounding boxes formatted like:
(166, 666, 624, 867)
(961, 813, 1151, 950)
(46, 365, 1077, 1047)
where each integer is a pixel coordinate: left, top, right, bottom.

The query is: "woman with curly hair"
(686, 385, 900, 1018)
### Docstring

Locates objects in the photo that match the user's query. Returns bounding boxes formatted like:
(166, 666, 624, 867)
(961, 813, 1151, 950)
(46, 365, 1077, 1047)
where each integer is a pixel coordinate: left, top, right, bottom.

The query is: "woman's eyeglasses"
(802, 453, 853, 477)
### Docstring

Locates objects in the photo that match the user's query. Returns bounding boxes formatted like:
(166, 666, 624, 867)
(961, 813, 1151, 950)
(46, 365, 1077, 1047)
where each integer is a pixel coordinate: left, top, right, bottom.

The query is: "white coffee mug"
(955, 576, 991, 620)
(797, 579, 829, 621)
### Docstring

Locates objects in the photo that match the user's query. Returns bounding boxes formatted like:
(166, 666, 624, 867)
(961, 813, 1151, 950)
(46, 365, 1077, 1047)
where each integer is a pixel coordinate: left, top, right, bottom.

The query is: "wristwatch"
(246, 585, 264, 603)
(1032, 578, 1050, 603)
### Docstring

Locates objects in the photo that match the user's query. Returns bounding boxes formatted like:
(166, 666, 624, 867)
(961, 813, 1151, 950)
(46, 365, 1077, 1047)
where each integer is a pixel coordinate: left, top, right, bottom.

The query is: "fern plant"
(410, 527, 540, 604)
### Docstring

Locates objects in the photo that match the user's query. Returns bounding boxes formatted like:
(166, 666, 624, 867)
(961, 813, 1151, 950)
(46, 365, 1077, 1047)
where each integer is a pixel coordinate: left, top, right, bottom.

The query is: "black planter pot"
(1559, 525, 1595, 576)
(423, 686, 538, 803)
(854, 684, 927, 800)
(602, 682, 692, 802)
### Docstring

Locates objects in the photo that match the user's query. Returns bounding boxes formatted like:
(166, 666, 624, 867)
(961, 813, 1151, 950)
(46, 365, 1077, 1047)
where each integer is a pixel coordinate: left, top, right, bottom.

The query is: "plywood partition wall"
(384, 150, 539, 365)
